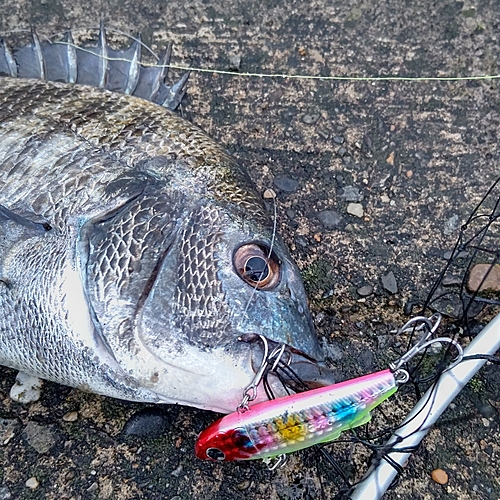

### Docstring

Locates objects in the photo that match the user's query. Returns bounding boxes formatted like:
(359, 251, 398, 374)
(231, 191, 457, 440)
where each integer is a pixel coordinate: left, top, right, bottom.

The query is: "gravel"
(382, 271, 398, 294)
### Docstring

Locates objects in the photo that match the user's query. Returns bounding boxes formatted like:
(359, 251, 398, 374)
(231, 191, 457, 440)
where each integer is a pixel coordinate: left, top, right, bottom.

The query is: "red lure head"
(195, 418, 258, 461)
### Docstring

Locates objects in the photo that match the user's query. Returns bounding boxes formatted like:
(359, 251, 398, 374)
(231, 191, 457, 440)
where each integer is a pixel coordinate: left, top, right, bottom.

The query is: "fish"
(0, 28, 335, 413)
(195, 369, 398, 461)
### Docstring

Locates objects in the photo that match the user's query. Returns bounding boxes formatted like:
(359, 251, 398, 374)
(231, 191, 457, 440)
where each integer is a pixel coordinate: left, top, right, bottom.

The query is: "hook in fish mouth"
(239, 333, 336, 403)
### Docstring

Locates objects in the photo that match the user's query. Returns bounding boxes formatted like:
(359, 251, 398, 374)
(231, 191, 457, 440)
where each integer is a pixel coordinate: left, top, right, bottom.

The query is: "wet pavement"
(0, 0, 499, 498)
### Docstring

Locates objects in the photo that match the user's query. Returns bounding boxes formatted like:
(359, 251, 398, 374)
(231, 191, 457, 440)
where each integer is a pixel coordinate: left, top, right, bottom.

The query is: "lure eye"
(206, 447, 226, 461)
(234, 243, 280, 290)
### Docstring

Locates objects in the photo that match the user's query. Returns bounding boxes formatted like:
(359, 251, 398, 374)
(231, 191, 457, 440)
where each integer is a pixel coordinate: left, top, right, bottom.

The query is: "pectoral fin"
(0, 204, 51, 233)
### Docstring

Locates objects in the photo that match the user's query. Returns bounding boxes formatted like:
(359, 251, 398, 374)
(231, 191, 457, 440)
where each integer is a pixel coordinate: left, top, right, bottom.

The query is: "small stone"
(382, 271, 398, 294)
(302, 114, 320, 124)
(333, 135, 345, 144)
(358, 350, 374, 371)
(263, 188, 276, 199)
(443, 250, 468, 260)
(0, 418, 20, 445)
(373, 173, 391, 189)
(477, 404, 496, 418)
(386, 151, 395, 165)
(273, 176, 299, 193)
(122, 407, 173, 439)
(317, 210, 344, 230)
(406, 170, 413, 178)
(317, 129, 330, 139)
(357, 285, 373, 297)
(482, 417, 490, 427)
(0, 486, 11, 499)
(170, 464, 183, 478)
(268, 89, 284, 103)
(337, 147, 347, 157)
(64, 470, 75, 483)
(340, 186, 364, 202)
(429, 342, 442, 355)
(62, 411, 78, 422)
(380, 194, 390, 203)
(377, 335, 392, 349)
(431, 468, 448, 485)
(346, 203, 364, 217)
(295, 236, 309, 248)
(321, 339, 342, 361)
(87, 482, 98, 492)
(23, 422, 56, 454)
(315, 312, 325, 325)
(362, 134, 373, 151)
(227, 54, 241, 71)
(10, 372, 42, 403)
(25, 477, 39, 490)
(236, 480, 251, 491)
(467, 264, 500, 293)
(443, 214, 460, 235)
(442, 275, 462, 286)
(403, 301, 414, 316)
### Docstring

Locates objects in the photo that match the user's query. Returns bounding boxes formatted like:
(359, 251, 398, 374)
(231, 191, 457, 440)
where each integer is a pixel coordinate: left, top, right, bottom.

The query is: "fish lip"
(281, 357, 337, 390)
(241, 333, 336, 394)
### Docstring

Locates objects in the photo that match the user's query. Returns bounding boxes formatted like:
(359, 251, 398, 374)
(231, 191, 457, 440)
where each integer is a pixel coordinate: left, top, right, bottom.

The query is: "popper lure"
(195, 314, 462, 462)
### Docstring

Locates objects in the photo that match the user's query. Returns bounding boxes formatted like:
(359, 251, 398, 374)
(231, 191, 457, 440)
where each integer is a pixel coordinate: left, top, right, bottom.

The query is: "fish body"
(0, 31, 332, 413)
(195, 369, 397, 460)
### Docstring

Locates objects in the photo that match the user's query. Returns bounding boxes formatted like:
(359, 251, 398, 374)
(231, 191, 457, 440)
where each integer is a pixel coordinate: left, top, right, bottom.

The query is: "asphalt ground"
(0, 1, 499, 499)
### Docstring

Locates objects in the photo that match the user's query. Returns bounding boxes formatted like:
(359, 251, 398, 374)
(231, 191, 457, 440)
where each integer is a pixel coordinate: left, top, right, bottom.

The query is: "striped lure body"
(195, 369, 397, 461)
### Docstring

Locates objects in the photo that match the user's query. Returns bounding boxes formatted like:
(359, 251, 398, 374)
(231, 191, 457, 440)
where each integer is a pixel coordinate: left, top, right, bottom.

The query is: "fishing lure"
(195, 314, 462, 462)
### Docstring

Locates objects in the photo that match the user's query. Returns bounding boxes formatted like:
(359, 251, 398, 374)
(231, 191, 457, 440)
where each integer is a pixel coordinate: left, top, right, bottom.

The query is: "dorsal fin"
(0, 39, 17, 77)
(0, 26, 189, 111)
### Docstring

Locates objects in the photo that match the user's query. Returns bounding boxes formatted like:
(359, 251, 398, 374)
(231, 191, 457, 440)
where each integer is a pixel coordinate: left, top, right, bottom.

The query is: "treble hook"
(236, 335, 289, 412)
(389, 313, 463, 383)
(237, 334, 269, 412)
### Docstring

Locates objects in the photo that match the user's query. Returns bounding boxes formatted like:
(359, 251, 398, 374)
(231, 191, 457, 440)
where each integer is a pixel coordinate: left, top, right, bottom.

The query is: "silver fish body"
(0, 35, 331, 413)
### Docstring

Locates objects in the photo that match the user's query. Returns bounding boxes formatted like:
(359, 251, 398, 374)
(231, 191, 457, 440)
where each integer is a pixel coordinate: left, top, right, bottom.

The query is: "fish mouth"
(241, 334, 336, 399)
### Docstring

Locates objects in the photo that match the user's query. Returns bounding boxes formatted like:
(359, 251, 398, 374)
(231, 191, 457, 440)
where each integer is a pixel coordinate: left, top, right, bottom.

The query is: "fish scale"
(0, 30, 335, 412)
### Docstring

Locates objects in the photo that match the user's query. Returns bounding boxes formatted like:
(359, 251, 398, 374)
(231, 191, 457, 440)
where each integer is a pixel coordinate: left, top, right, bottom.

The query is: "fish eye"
(234, 244, 280, 290)
(206, 447, 226, 461)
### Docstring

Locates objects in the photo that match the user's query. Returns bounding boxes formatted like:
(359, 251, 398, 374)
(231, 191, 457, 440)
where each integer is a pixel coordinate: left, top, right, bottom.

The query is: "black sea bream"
(0, 29, 333, 413)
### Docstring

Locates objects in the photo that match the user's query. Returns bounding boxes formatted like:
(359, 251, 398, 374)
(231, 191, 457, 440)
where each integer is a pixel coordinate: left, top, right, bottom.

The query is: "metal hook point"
(237, 335, 289, 412)
(390, 314, 444, 373)
(237, 334, 269, 412)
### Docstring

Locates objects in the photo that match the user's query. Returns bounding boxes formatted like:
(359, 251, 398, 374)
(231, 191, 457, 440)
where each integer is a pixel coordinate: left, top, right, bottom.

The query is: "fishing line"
(4, 24, 500, 497)
(239, 190, 278, 327)
(2, 27, 500, 82)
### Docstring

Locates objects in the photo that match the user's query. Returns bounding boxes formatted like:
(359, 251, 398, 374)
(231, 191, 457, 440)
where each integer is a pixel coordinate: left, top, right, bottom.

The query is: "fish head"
(86, 158, 334, 413)
(127, 194, 335, 412)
